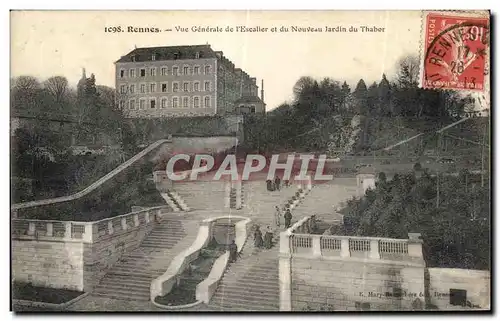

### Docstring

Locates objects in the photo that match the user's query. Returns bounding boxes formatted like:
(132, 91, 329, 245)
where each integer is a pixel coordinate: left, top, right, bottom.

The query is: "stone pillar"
(65, 222, 72, 239)
(408, 233, 423, 259)
(27, 222, 35, 236)
(312, 235, 322, 257)
(279, 231, 292, 311)
(83, 223, 95, 243)
(145, 212, 150, 223)
(340, 238, 350, 258)
(46, 222, 53, 237)
(235, 181, 242, 209)
(108, 221, 114, 235)
(224, 181, 231, 208)
(369, 239, 380, 259)
(134, 214, 140, 227)
(121, 218, 127, 231)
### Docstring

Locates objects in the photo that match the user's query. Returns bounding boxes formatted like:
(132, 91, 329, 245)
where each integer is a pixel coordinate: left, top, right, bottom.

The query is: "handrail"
(11, 205, 169, 225)
(11, 139, 172, 210)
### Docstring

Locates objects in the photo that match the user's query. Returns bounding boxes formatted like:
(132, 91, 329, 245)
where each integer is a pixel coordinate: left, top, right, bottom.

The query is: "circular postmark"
(424, 18, 489, 91)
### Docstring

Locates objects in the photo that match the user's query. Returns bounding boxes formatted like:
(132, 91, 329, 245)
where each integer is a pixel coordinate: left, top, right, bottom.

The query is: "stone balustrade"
(11, 205, 169, 243)
(282, 215, 423, 264)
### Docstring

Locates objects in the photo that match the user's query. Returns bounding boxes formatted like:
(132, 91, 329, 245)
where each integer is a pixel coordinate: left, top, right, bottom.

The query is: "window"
(194, 97, 200, 108)
(139, 99, 146, 109)
(182, 97, 189, 108)
(150, 98, 156, 109)
(152, 54, 156, 61)
(140, 68, 146, 77)
(140, 84, 146, 93)
(129, 99, 136, 110)
(183, 65, 189, 75)
(183, 82, 189, 92)
(450, 289, 467, 307)
(129, 69, 135, 78)
(172, 66, 179, 76)
(204, 65, 211, 74)
(194, 66, 200, 74)
(173, 53, 179, 60)
(129, 84, 135, 94)
(161, 98, 167, 108)
(173, 82, 179, 92)
(161, 67, 168, 76)
(250, 105, 256, 113)
(161, 83, 168, 93)
(150, 83, 156, 93)
(120, 69, 125, 78)
(194, 82, 200, 91)
(172, 97, 179, 108)
(204, 96, 210, 108)
(195, 52, 200, 59)
(119, 100, 125, 109)
(150, 68, 157, 77)
(120, 84, 127, 94)
(204, 81, 210, 91)
(131, 55, 136, 62)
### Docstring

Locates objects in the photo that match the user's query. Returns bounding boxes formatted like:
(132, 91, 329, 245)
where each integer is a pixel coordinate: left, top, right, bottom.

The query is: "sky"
(10, 10, 486, 111)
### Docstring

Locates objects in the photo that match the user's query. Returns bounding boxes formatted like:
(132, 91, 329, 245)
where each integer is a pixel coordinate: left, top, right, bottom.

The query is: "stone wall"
(290, 257, 425, 311)
(12, 207, 163, 292)
(82, 221, 157, 291)
(427, 268, 490, 310)
(12, 240, 85, 291)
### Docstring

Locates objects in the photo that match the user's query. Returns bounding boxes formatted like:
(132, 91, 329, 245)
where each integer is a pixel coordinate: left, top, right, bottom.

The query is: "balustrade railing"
(11, 205, 168, 243)
(286, 232, 420, 262)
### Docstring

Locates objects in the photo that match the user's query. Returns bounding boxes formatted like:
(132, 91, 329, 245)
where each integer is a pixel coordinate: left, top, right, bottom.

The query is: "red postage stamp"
(421, 12, 490, 91)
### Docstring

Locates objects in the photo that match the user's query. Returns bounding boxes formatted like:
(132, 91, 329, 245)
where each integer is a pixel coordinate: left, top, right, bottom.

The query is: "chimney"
(261, 79, 265, 103)
(82, 68, 86, 79)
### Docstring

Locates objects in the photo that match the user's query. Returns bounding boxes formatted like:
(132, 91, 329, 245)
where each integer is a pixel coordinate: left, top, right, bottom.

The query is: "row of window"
(133, 52, 204, 62)
(119, 65, 212, 78)
(119, 81, 211, 94)
(119, 96, 212, 110)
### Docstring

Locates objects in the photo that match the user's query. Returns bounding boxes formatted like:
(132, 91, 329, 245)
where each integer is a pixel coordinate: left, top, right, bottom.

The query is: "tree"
(395, 55, 420, 89)
(44, 76, 68, 104)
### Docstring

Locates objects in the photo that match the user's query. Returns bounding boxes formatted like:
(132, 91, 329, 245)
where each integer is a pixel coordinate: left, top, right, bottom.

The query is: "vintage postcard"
(10, 10, 490, 312)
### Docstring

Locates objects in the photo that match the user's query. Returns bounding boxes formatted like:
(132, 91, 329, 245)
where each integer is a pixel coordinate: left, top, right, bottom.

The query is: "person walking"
(264, 226, 274, 249)
(254, 226, 264, 248)
(228, 240, 239, 263)
(274, 176, 281, 191)
(274, 206, 281, 228)
(284, 209, 292, 229)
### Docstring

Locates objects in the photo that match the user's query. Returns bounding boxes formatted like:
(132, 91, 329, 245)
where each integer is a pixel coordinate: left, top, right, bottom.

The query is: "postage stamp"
(420, 11, 490, 91)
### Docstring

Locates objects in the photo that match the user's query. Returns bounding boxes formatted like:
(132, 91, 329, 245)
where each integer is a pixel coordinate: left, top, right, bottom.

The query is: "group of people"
(266, 176, 291, 192)
(253, 225, 275, 249)
(275, 205, 293, 229)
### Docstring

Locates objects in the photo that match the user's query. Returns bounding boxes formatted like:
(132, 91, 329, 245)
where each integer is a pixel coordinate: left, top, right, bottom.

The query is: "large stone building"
(115, 44, 266, 118)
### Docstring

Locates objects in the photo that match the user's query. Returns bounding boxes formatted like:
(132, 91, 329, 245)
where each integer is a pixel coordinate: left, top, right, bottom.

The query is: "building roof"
(234, 95, 264, 104)
(116, 45, 217, 63)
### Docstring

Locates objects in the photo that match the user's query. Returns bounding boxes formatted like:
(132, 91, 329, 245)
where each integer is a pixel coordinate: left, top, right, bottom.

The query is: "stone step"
(144, 234, 185, 240)
(92, 291, 150, 302)
(108, 267, 164, 277)
(209, 297, 279, 311)
(99, 275, 153, 287)
(219, 276, 279, 288)
(93, 284, 150, 297)
(113, 263, 166, 274)
(214, 284, 279, 297)
(94, 281, 151, 293)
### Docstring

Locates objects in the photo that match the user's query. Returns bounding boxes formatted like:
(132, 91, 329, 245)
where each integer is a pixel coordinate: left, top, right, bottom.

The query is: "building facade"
(115, 44, 265, 118)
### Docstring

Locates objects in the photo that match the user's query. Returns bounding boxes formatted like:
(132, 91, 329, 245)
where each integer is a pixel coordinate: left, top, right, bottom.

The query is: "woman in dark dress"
(254, 226, 264, 248)
(263, 226, 274, 249)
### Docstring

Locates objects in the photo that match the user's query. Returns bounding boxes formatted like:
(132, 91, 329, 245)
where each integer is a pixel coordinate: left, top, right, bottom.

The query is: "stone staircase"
(208, 241, 280, 311)
(291, 179, 358, 222)
(172, 181, 227, 211)
(243, 181, 300, 227)
(91, 218, 198, 301)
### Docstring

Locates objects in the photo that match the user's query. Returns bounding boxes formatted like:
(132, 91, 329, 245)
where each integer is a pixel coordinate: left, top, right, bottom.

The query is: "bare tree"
(395, 55, 420, 88)
(44, 76, 68, 103)
(12, 76, 41, 92)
